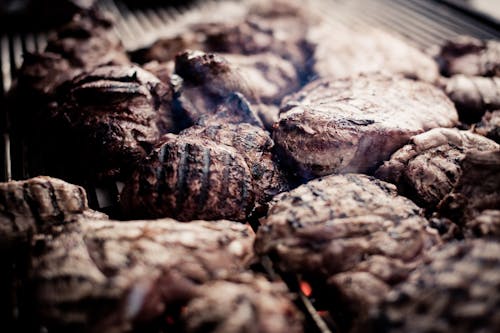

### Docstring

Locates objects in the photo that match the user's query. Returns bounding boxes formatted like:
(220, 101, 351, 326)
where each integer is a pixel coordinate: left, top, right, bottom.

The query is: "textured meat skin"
(474, 110, 500, 143)
(44, 65, 174, 182)
(183, 273, 303, 333)
(376, 128, 499, 210)
(443, 75, 500, 122)
(360, 240, 500, 333)
(309, 26, 439, 83)
(436, 36, 500, 77)
(255, 174, 441, 328)
(274, 75, 458, 179)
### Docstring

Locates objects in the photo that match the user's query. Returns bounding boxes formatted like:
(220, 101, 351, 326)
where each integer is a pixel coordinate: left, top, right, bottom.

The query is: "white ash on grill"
(309, 25, 440, 83)
(436, 36, 500, 77)
(121, 120, 288, 222)
(183, 273, 303, 333)
(473, 110, 500, 143)
(359, 239, 500, 333)
(274, 74, 458, 179)
(376, 128, 499, 211)
(255, 174, 441, 329)
(40, 65, 175, 182)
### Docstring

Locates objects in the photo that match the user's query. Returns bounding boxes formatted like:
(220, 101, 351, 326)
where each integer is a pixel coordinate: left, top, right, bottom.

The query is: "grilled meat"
(443, 75, 500, 122)
(41, 65, 175, 182)
(473, 110, 500, 143)
(274, 74, 458, 179)
(376, 128, 499, 210)
(360, 240, 500, 333)
(436, 36, 500, 77)
(183, 273, 303, 333)
(255, 174, 441, 329)
(309, 26, 439, 82)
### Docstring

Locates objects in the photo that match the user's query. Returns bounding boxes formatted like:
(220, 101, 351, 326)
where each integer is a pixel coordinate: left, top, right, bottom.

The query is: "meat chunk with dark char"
(436, 36, 500, 77)
(274, 74, 458, 179)
(255, 174, 441, 330)
(376, 128, 499, 211)
(40, 65, 175, 182)
(359, 240, 500, 333)
(183, 273, 303, 333)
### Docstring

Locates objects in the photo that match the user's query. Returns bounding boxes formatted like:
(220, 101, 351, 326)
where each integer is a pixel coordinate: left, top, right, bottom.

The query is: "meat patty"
(359, 239, 500, 333)
(436, 36, 500, 77)
(376, 128, 499, 210)
(183, 273, 303, 333)
(43, 65, 175, 182)
(274, 74, 458, 179)
(309, 25, 439, 82)
(473, 110, 500, 143)
(255, 174, 441, 329)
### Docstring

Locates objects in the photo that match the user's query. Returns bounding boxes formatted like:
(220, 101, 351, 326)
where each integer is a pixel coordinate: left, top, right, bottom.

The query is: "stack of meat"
(3, 0, 500, 332)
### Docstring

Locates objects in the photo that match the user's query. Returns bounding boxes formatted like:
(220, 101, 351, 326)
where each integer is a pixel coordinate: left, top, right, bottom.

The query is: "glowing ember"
(300, 280, 312, 297)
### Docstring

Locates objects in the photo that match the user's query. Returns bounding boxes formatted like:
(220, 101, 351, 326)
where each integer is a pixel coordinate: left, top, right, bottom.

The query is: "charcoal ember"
(437, 150, 500, 223)
(360, 240, 500, 333)
(375, 128, 499, 210)
(130, 33, 203, 64)
(44, 65, 175, 182)
(443, 75, 500, 123)
(142, 60, 175, 86)
(183, 273, 303, 333)
(255, 174, 441, 328)
(463, 210, 500, 239)
(120, 134, 255, 222)
(31, 218, 254, 332)
(309, 25, 439, 83)
(256, 104, 280, 132)
(274, 74, 458, 179)
(473, 110, 500, 143)
(436, 36, 500, 77)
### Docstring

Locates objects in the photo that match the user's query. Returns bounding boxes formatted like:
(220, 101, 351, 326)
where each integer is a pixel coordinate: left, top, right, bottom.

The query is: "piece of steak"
(182, 273, 303, 333)
(376, 128, 499, 210)
(274, 74, 458, 179)
(255, 174, 441, 330)
(436, 36, 500, 77)
(309, 25, 439, 82)
(359, 239, 500, 333)
(442, 75, 500, 123)
(473, 110, 500, 143)
(42, 65, 175, 182)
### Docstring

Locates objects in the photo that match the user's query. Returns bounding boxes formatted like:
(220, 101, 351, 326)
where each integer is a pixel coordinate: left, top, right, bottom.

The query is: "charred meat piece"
(120, 134, 255, 221)
(473, 110, 500, 143)
(274, 75, 458, 179)
(361, 240, 500, 333)
(376, 128, 499, 211)
(309, 26, 439, 82)
(42, 65, 175, 182)
(443, 75, 500, 123)
(436, 36, 500, 77)
(255, 174, 441, 329)
(31, 218, 254, 333)
(183, 273, 303, 333)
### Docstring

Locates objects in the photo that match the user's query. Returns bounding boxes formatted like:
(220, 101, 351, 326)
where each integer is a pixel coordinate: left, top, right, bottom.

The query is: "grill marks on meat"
(32, 218, 255, 332)
(274, 75, 458, 179)
(42, 65, 174, 182)
(376, 128, 499, 211)
(255, 174, 441, 328)
(436, 36, 500, 77)
(121, 122, 287, 221)
(309, 26, 439, 83)
(183, 273, 303, 333)
(360, 240, 500, 333)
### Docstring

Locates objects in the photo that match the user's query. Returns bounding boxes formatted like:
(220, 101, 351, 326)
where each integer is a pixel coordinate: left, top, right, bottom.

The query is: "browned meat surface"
(255, 174, 441, 330)
(436, 36, 500, 77)
(309, 26, 439, 82)
(376, 128, 499, 210)
(443, 75, 500, 122)
(274, 75, 458, 179)
(183, 273, 303, 333)
(40, 65, 175, 182)
(473, 110, 500, 143)
(121, 120, 288, 221)
(359, 240, 500, 333)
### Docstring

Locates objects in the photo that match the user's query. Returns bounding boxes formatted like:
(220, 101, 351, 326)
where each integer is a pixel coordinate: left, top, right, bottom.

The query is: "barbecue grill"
(0, 1, 499, 332)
